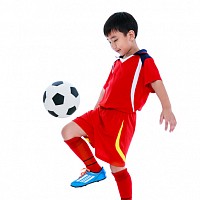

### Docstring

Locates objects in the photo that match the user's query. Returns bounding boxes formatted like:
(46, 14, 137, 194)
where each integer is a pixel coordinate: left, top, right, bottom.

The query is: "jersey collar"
(117, 49, 147, 59)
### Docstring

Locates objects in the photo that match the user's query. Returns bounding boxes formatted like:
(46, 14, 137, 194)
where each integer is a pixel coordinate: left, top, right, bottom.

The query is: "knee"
(61, 121, 85, 141)
(61, 123, 72, 141)
(110, 165, 126, 173)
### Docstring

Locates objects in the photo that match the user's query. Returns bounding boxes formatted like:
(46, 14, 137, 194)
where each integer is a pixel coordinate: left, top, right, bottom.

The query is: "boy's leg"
(62, 121, 102, 173)
(111, 165, 132, 200)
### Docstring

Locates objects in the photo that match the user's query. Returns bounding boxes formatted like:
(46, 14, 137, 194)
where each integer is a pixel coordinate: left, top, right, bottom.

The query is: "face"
(107, 30, 135, 58)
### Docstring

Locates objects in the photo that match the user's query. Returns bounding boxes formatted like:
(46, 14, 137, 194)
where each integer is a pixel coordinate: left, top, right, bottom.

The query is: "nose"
(111, 42, 117, 51)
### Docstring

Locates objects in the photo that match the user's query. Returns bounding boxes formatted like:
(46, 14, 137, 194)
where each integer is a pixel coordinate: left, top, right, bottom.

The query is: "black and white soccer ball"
(43, 81, 80, 118)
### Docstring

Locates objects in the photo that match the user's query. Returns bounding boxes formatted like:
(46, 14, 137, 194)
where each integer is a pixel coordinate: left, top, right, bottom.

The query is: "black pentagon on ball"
(52, 93, 64, 105)
(43, 91, 47, 103)
(52, 81, 64, 86)
(48, 110, 59, 117)
(67, 106, 76, 115)
(70, 87, 79, 97)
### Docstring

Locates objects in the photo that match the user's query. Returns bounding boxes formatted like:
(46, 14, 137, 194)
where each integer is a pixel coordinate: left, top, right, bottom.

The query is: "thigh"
(61, 121, 87, 140)
(72, 109, 98, 147)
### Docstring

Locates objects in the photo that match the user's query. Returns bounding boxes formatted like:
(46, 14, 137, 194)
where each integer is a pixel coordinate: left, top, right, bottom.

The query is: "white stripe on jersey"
(131, 59, 142, 111)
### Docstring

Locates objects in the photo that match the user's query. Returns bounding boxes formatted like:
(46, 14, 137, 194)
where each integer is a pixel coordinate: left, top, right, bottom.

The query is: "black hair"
(103, 12, 138, 38)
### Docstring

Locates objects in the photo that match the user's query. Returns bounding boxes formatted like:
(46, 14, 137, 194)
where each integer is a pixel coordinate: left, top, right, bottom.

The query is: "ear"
(128, 30, 135, 41)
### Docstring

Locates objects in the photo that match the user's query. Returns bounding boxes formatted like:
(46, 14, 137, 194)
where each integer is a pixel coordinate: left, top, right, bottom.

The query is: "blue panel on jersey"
(134, 49, 151, 66)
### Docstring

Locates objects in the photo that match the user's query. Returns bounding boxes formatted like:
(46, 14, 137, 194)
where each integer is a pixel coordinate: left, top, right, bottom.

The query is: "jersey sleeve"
(143, 58, 162, 92)
(103, 68, 113, 89)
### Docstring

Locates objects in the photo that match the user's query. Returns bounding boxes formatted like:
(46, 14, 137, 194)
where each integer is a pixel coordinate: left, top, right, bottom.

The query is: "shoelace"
(79, 168, 90, 178)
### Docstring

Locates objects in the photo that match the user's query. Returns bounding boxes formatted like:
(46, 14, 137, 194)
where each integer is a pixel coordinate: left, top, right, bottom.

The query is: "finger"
(165, 120, 169, 131)
(169, 124, 175, 132)
(169, 119, 177, 132)
(160, 113, 164, 124)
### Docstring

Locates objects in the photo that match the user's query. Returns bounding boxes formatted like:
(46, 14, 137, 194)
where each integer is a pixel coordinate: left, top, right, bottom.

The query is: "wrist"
(162, 106, 172, 111)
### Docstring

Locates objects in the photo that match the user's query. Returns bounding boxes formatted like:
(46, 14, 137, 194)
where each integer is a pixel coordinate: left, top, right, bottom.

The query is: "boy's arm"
(151, 80, 177, 132)
(94, 88, 105, 109)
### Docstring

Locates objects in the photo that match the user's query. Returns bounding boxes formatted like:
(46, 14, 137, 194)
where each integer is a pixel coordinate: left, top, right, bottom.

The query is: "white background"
(0, 0, 200, 199)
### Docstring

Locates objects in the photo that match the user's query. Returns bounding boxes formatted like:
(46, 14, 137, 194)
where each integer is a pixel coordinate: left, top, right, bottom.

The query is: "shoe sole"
(70, 177, 106, 188)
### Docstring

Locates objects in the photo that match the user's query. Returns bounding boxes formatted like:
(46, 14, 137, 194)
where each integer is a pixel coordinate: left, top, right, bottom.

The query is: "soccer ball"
(43, 81, 80, 118)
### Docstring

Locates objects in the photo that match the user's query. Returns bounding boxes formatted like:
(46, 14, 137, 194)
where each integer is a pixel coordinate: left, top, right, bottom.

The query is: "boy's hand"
(151, 80, 177, 132)
(160, 108, 177, 132)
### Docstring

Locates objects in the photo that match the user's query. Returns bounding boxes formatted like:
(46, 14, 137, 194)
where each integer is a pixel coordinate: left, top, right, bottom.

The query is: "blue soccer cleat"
(70, 167, 106, 188)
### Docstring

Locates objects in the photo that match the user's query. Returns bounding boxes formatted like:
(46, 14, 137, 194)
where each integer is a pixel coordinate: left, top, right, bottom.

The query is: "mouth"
(116, 49, 121, 54)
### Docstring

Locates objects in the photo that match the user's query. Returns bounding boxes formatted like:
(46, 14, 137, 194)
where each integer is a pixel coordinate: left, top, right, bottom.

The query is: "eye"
(114, 39, 118, 42)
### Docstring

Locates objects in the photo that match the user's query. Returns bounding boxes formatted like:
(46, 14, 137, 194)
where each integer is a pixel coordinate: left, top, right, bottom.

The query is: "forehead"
(107, 31, 125, 40)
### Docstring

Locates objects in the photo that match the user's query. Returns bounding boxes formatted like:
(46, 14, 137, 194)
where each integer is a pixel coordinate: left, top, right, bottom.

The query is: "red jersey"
(74, 49, 162, 166)
(99, 49, 162, 113)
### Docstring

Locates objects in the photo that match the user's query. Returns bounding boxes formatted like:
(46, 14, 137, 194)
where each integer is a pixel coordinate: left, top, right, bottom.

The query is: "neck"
(123, 40, 140, 59)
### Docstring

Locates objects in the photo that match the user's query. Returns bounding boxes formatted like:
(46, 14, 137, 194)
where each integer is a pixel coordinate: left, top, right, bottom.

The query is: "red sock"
(65, 137, 101, 173)
(112, 168, 132, 200)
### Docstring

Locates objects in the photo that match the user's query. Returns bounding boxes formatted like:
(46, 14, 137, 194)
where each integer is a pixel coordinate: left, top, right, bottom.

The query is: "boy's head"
(103, 12, 138, 38)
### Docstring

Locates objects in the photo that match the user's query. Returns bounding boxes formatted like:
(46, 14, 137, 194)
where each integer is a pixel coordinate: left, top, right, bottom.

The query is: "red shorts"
(73, 107, 136, 167)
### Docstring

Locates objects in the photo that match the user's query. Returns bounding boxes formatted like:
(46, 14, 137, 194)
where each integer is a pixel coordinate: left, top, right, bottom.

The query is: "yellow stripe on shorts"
(115, 120, 126, 162)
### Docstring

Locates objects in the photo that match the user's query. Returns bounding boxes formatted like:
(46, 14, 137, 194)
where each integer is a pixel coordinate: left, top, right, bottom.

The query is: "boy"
(61, 12, 177, 200)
